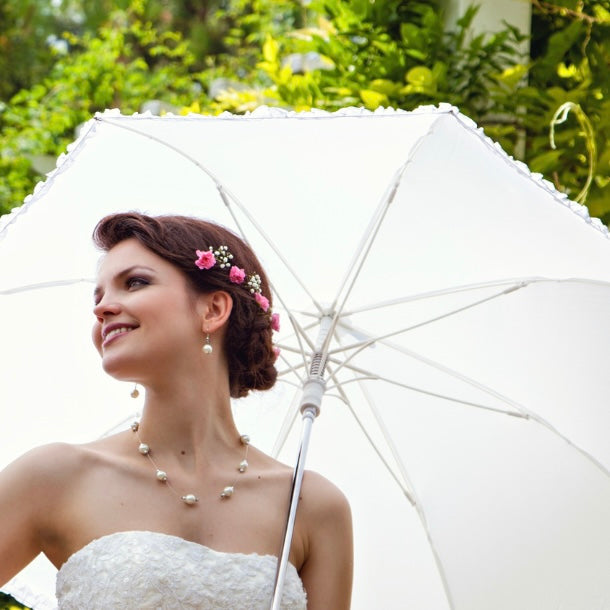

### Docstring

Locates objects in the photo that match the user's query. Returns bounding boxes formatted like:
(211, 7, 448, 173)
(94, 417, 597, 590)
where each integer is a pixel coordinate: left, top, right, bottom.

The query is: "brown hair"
(93, 212, 277, 398)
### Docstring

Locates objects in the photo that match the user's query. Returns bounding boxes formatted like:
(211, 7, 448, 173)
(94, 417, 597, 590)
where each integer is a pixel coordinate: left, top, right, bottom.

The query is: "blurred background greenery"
(0, 590, 29, 609)
(1, 0, 609, 224)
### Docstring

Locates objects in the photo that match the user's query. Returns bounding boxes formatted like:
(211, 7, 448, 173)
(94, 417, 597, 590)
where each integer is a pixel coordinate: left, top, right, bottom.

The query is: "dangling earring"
(203, 333, 213, 355)
(130, 383, 140, 399)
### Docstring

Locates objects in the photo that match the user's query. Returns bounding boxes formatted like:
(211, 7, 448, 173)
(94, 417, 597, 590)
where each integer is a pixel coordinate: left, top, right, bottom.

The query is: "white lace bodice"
(56, 531, 307, 609)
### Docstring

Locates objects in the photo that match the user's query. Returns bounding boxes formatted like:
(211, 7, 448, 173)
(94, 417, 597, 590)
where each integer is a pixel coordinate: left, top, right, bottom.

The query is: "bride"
(0, 212, 353, 609)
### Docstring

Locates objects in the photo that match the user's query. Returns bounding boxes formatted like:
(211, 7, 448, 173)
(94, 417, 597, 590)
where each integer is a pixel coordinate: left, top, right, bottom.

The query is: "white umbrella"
(1, 105, 609, 610)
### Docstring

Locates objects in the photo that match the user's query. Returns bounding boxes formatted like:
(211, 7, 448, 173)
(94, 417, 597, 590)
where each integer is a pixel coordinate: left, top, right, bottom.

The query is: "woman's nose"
(93, 297, 121, 321)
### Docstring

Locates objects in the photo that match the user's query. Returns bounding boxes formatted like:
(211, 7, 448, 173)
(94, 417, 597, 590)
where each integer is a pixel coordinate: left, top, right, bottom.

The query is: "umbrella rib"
(0, 278, 93, 295)
(520, 411, 610, 478)
(328, 283, 525, 365)
(274, 378, 306, 391)
(329, 331, 457, 610)
(341, 276, 610, 316)
(319, 186, 389, 345)
(98, 116, 324, 316)
(329, 332, 419, 502)
(334, 318, 531, 417)
(221, 199, 316, 366)
(275, 342, 322, 380)
(348, 382, 458, 610)
(342, 278, 534, 313)
(269, 388, 303, 458)
(326, 375, 525, 417)
(214, 184, 323, 313)
(273, 313, 312, 378)
(326, 185, 390, 312)
(323, 362, 417, 504)
(336, 330, 610, 479)
(328, 115, 442, 318)
(280, 348, 523, 416)
(274, 350, 306, 386)
(321, 115, 445, 357)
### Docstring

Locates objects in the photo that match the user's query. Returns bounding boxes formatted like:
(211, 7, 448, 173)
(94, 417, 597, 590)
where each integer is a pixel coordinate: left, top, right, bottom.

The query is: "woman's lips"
(102, 325, 136, 347)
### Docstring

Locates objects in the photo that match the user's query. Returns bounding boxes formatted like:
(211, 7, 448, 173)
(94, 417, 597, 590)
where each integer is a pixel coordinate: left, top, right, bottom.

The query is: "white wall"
(442, 0, 532, 56)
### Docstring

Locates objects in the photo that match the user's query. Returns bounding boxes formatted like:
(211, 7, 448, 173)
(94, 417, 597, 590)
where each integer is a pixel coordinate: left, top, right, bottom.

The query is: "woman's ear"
(198, 291, 233, 333)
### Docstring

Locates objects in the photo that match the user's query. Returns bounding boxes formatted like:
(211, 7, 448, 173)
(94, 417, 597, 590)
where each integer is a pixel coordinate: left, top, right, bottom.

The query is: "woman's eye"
(127, 277, 149, 289)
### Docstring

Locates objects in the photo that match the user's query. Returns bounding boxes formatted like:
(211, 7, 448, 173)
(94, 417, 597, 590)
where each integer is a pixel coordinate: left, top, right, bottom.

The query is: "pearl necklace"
(131, 421, 250, 506)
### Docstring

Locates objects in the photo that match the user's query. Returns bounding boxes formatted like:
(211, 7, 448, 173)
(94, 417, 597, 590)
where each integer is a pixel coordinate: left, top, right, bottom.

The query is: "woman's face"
(92, 238, 203, 381)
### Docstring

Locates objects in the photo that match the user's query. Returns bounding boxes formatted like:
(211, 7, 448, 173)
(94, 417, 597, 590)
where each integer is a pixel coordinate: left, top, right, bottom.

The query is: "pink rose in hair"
(195, 249, 216, 270)
(255, 292, 270, 312)
(229, 266, 246, 284)
(271, 313, 280, 332)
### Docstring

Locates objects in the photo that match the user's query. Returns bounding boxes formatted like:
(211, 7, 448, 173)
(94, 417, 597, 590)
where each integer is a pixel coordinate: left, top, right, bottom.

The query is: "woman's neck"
(135, 378, 240, 463)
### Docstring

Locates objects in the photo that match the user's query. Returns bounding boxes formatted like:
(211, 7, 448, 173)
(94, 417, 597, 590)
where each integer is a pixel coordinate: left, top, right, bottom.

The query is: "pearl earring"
(131, 383, 140, 399)
(203, 333, 213, 355)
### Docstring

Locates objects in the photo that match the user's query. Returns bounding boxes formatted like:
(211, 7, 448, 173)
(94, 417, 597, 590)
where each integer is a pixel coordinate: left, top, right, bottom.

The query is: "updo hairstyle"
(93, 212, 278, 398)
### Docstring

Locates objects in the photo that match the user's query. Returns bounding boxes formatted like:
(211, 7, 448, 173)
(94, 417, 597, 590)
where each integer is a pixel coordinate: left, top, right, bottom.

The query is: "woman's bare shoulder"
(300, 469, 351, 516)
(249, 447, 350, 516)
(3, 442, 84, 477)
(0, 442, 101, 583)
(296, 470, 353, 609)
(1, 439, 118, 492)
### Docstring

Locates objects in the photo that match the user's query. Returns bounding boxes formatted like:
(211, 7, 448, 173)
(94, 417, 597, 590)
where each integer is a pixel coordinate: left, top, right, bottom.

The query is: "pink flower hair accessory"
(229, 266, 246, 284)
(195, 249, 216, 270)
(255, 292, 270, 312)
(194, 245, 273, 314)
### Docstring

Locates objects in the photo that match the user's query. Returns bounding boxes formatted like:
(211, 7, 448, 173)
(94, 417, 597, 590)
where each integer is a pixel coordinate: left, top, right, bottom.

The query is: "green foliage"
(1, 0, 609, 222)
(524, 0, 610, 222)
(205, 0, 610, 224)
(0, 591, 28, 609)
(205, 1, 525, 114)
(0, 1, 205, 214)
(0, 0, 61, 101)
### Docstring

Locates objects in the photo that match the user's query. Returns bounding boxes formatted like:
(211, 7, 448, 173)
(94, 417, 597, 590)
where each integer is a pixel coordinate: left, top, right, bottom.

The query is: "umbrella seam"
(0, 118, 100, 242)
(451, 112, 609, 239)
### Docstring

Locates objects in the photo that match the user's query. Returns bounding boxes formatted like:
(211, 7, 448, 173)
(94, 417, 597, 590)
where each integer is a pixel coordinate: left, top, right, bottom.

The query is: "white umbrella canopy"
(1, 105, 609, 610)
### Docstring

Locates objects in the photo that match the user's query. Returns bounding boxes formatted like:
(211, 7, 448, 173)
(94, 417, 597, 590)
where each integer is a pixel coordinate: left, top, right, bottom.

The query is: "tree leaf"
(359, 88, 387, 109)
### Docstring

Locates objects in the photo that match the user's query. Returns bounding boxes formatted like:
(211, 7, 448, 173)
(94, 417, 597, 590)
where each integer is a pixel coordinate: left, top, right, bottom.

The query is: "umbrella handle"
(270, 406, 317, 610)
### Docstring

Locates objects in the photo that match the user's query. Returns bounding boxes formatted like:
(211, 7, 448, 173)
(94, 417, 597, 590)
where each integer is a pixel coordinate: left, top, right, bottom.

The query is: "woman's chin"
(100, 354, 138, 380)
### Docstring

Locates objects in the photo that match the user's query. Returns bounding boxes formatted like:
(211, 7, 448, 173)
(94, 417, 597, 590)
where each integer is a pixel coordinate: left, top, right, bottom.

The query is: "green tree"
(0, 1, 205, 214)
(0, 0, 62, 101)
(206, 0, 610, 223)
(525, 0, 610, 220)
(1, 0, 609, 218)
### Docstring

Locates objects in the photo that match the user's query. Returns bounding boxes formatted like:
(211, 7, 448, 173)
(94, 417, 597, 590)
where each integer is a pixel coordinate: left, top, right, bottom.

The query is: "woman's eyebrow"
(93, 265, 156, 301)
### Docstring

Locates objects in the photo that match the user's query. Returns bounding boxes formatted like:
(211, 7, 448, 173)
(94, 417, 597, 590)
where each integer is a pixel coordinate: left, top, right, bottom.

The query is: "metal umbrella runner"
(1, 105, 609, 610)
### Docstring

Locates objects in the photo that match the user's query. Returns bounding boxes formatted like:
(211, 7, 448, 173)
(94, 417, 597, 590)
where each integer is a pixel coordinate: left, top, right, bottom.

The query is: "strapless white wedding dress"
(56, 531, 307, 609)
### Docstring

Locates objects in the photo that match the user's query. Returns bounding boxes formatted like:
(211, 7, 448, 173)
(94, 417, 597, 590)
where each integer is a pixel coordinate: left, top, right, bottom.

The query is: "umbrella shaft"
(312, 313, 334, 367)
(270, 408, 316, 610)
(271, 315, 332, 607)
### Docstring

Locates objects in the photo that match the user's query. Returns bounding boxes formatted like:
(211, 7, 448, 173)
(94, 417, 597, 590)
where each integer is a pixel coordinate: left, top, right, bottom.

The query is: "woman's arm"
(298, 472, 353, 610)
(0, 444, 68, 585)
